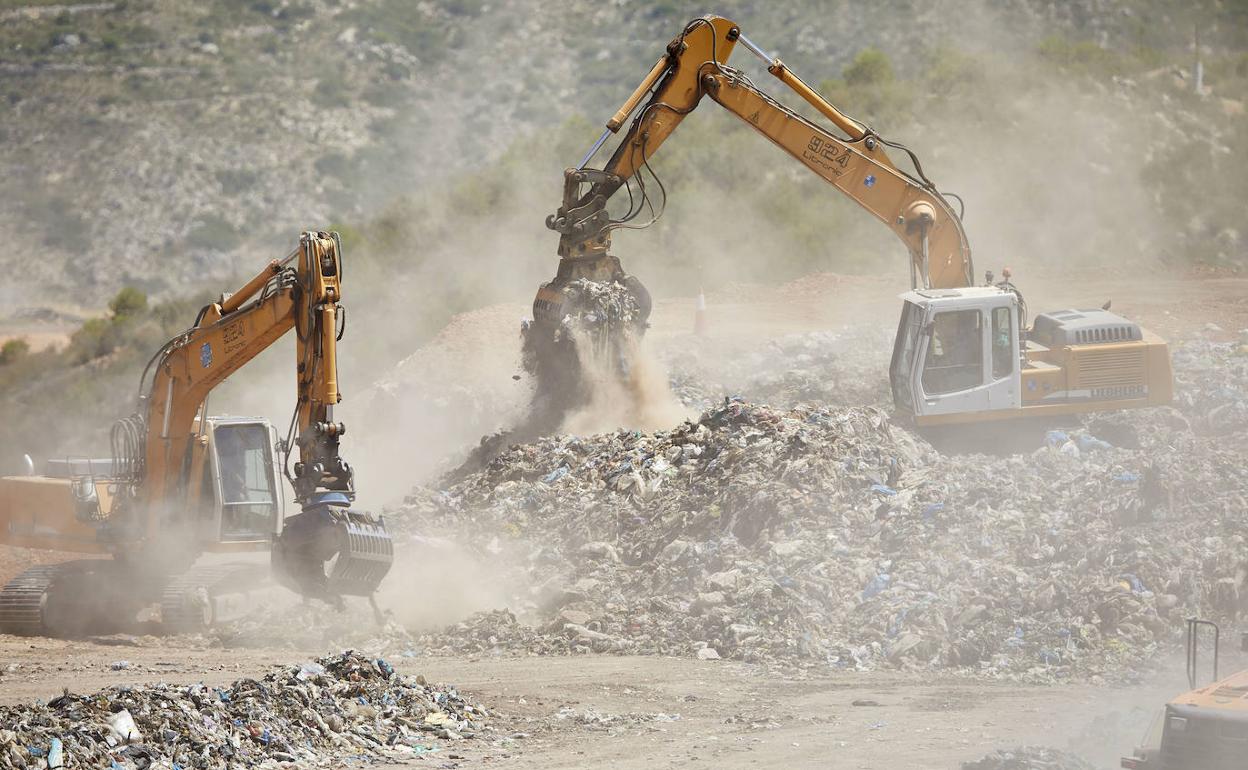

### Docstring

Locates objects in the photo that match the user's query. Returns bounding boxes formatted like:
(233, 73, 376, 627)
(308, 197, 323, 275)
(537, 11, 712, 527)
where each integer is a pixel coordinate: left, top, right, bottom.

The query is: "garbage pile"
(1169, 336, 1248, 434)
(0, 651, 489, 769)
(392, 335, 1248, 679)
(962, 746, 1100, 770)
(663, 328, 891, 413)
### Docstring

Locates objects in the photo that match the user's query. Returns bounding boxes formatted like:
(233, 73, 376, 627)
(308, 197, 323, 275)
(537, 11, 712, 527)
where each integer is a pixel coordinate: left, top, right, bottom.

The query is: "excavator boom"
(547, 14, 971, 289)
(529, 15, 974, 412)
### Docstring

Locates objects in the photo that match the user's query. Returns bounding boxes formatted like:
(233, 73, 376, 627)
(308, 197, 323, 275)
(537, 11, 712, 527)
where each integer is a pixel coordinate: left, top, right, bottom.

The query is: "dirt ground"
(2, 270, 1245, 768)
(0, 631, 1220, 768)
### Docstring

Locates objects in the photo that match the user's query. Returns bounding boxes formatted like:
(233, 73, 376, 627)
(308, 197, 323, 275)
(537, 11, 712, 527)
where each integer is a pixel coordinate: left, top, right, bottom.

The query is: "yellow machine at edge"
(0, 232, 393, 637)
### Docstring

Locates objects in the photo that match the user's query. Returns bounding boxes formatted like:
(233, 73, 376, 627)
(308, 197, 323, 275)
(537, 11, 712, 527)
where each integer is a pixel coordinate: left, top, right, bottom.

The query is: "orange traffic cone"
(694, 288, 708, 336)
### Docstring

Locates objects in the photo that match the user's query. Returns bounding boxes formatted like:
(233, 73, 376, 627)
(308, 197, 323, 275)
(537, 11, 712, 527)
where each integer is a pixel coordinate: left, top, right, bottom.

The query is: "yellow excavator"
(529, 14, 1172, 425)
(1122, 619, 1248, 768)
(0, 232, 393, 636)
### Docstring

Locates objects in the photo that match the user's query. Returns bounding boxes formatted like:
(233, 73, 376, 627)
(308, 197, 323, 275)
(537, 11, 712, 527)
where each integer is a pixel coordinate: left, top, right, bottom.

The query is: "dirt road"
(0, 632, 1202, 768)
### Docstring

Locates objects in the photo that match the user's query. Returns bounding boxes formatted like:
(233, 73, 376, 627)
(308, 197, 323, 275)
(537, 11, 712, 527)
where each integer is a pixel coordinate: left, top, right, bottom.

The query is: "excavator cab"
(890, 288, 1022, 422)
(891, 286, 1171, 428)
(196, 418, 284, 545)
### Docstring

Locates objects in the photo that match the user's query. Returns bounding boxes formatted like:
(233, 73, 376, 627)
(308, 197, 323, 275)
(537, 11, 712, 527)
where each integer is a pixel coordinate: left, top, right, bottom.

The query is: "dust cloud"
(558, 330, 693, 437)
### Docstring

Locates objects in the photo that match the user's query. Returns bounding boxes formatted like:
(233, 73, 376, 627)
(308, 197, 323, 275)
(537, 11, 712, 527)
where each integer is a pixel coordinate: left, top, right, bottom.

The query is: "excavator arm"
(140, 233, 348, 515)
(125, 232, 389, 601)
(546, 15, 972, 291)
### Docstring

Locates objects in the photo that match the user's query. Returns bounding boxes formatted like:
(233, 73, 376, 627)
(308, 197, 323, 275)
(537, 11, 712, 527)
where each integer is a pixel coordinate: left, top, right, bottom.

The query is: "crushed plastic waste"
(557, 278, 642, 332)
(962, 745, 1099, 769)
(662, 328, 891, 413)
(0, 651, 489, 769)
(390, 336, 1248, 681)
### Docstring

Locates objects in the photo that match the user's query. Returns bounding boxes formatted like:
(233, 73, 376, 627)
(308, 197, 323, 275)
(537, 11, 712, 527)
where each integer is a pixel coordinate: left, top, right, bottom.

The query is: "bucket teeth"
(328, 514, 395, 597)
(272, 506, 394, 601)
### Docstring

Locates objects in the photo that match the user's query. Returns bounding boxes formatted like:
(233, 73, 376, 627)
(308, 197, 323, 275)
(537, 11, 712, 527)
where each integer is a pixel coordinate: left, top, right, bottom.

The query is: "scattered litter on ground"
(0, 651, 490, 769)
(962, 745, 1101, 769)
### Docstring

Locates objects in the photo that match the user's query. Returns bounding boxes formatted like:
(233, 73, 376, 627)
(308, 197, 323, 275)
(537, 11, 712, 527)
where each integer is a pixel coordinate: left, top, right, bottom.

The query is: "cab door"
(985, 303, 1021, 410)
(911, 297, 1019, 418)
(210, 421, 281, 543)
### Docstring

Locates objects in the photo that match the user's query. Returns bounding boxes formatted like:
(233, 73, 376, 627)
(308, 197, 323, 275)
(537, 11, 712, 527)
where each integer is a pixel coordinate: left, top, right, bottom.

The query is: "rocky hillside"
(0, 0, 1245, 467)
(2, 0, 1245, 309)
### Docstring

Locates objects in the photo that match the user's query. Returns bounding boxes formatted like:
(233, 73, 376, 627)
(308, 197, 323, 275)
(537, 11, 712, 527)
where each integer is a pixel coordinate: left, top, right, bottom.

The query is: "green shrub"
(216, 168, 260, 196)
(70, 317, 116, 362)
(109, 287, 148, 321)
(844, 48, 895, 87)
(186, 214, 242, 251)
(1037, 34, 1127, 77)
(0, 338, 30, 366)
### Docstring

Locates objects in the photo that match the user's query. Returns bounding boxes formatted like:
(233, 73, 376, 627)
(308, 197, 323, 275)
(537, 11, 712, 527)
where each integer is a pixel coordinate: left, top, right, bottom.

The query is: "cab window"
(213, 423, 277, 540)
(992, 306, 1014, 379)
(922, 309, 984, 395)
(890, 301, 924, 410)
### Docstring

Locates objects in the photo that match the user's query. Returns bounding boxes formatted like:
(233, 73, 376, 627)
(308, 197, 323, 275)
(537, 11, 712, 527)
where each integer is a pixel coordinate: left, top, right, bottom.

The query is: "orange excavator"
(0, 232, 392, 636)
(529, 15, 1172, 427)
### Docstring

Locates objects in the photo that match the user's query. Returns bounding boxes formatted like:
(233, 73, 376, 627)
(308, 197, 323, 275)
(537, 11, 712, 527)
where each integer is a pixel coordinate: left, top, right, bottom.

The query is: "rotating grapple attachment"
(523, 260, 653, 411)
(272, 492, 393, 603)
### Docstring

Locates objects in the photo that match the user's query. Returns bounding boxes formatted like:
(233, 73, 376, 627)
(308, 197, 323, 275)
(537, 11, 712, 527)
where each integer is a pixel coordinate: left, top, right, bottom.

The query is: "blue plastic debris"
(870, 483, 897, 496)
(541, 466, 569, 484)
(920, 502, 944, 520)
(1077, 434, 1113, 452)
(862, 573, 891, 600)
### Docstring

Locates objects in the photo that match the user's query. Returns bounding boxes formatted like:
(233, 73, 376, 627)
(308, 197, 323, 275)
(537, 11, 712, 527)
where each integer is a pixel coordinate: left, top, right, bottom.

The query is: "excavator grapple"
(272, 494, 393, 602)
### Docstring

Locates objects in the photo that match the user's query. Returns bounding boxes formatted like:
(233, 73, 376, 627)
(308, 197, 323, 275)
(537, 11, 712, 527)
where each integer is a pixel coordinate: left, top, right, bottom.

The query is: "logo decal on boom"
(200, 342, 213, 368)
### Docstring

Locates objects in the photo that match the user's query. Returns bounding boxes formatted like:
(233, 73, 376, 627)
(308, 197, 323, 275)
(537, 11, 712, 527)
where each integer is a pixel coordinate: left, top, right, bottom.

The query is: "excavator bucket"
(523, 259, 653, 417)
(326, 513, 394, 596)
(271, 493, 394, 602)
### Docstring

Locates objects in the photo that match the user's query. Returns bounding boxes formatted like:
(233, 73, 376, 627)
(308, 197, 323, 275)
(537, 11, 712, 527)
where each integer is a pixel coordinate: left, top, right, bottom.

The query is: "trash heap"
(0, 651, 489, 769)
(392, 336, 1248, 679)
(1169, 335, 1248, 434)
(664, 328, 892, 413)
(962, 746, 1100, 770)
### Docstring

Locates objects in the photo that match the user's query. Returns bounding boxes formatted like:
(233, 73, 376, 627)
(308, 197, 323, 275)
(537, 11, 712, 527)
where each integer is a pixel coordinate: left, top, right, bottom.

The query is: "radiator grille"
(1075, 347, 1145, 389)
